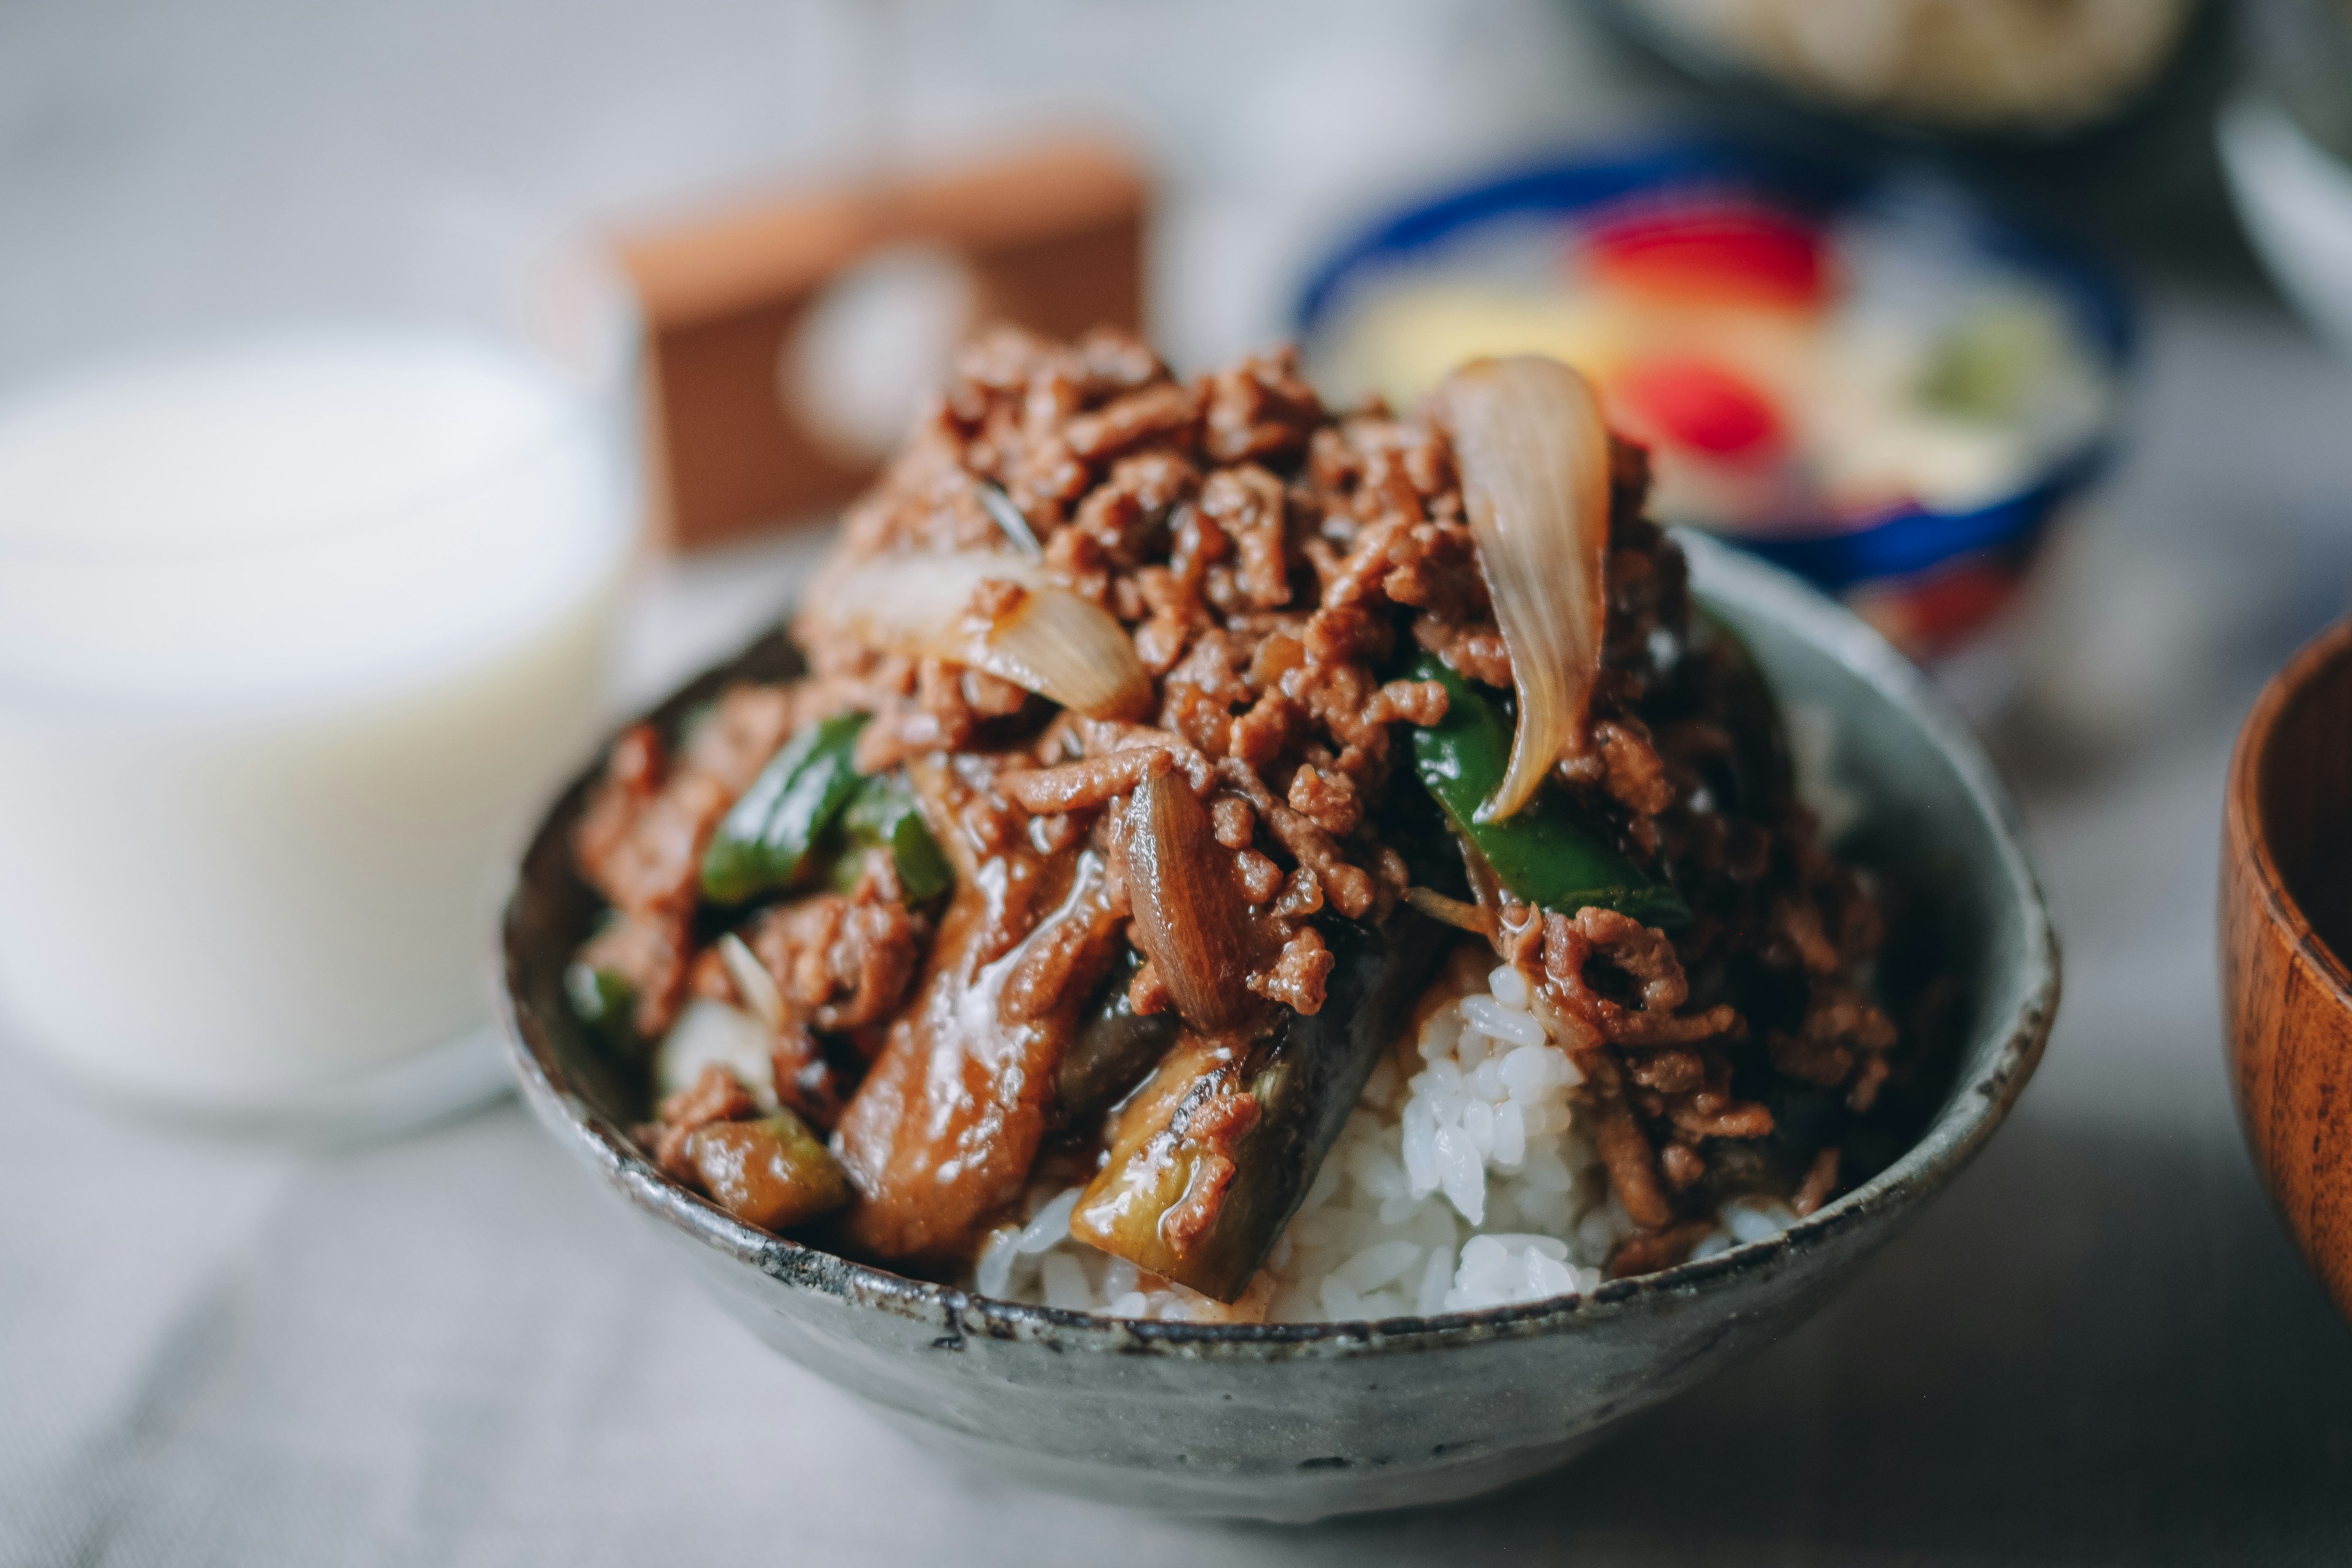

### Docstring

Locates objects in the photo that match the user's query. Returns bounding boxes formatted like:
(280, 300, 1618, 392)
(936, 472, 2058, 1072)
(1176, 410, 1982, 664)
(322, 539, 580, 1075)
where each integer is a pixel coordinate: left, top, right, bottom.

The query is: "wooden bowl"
(2223, 614, 2352, 1322)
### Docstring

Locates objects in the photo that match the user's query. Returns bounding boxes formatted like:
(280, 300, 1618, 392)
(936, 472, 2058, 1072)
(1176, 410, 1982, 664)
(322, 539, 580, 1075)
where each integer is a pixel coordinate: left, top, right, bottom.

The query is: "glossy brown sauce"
(832, 758, 1123, 1263)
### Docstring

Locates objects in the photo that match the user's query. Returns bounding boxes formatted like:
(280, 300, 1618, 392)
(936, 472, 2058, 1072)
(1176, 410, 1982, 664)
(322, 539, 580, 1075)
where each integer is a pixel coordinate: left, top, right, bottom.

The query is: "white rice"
(981, 959, 1801, 1322)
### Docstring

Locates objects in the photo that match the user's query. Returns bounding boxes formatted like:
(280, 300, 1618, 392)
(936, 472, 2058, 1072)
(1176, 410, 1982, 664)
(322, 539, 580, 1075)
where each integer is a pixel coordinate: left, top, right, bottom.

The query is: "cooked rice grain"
(982, 952, 1794, 1322)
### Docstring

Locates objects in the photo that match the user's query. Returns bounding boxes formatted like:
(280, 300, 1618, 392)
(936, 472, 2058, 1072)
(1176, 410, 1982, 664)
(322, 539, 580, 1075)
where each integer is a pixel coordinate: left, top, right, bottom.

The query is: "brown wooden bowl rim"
(2226, 614, 2352, 1006)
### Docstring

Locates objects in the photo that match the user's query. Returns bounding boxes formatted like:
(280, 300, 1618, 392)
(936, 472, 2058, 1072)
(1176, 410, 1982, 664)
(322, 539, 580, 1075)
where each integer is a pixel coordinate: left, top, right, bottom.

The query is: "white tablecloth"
(6, 2, 2352, 1561)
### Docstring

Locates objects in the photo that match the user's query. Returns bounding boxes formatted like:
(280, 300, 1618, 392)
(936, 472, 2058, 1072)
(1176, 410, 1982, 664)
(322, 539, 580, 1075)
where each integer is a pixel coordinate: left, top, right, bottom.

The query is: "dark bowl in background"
(1581, 0, 2224, 154)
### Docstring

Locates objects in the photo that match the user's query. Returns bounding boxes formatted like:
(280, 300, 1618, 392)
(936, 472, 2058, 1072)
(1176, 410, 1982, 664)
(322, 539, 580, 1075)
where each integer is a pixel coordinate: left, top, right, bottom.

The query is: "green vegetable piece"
(687, 1112, 851, 1232)
(564, 961, 639, 1054)
(701, 712, 872, 904)
(1920, 295, 2063, 423)
(1406, 654, 1689, 928)
(1071, 908, 1443, 1302)
(840, 770, 954, 902)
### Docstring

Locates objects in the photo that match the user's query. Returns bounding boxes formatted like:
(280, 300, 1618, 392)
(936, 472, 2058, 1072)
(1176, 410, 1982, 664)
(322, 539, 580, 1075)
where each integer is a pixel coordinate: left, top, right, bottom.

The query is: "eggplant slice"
(1069, 903, 1445, 1302)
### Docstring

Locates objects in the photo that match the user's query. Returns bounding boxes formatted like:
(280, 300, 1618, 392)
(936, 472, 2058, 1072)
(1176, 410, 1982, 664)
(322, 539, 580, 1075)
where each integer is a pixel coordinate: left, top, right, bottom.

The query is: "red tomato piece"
(1583, 200, 1830, 312)
(1614, 356, 1786, 461)
(1885, 559, 2022, 657)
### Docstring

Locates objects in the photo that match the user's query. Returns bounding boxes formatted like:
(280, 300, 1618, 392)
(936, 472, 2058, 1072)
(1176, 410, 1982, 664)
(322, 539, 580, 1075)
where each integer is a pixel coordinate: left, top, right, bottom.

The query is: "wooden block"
(614, 138, 1149, 549)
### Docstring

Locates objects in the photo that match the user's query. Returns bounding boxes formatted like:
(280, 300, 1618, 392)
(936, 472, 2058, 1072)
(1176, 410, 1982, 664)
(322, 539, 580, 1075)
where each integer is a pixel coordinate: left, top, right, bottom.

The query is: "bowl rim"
(2225, 612, 2352, 1004)
(499, 531, 2059, 1359)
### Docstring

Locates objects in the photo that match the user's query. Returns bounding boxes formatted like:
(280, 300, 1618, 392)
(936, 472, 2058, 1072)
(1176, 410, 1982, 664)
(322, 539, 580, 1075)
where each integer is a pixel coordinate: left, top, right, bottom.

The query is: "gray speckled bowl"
(499, 532, 2057, 1522)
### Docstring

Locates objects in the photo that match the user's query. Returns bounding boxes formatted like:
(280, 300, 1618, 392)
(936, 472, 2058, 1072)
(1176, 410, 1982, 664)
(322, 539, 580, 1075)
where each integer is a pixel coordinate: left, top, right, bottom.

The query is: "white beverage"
(0, 330, 635, 1123)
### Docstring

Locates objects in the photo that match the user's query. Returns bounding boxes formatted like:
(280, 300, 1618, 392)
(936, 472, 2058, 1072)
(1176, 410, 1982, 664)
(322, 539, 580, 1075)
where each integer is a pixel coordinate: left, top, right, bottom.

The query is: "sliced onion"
(1402, 884, 1496, 937)
(654, 1000, 780, 1113)
(1431, 356, 1613, 823)
(802, 549, 1150, 720)
(974, 479, 1043, 557)
(1125, 766, 1258, 1035)
(715, 932, 783, 1031)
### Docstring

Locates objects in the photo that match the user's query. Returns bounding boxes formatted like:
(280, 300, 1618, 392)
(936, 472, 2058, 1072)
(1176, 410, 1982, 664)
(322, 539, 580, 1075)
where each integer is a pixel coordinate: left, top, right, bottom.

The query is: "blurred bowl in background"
(2222, 0, 2352, 364)
(1588, 0, 2208, 147)
(2222, 97, 2352, 358)
(1296, 138, 2135, 665)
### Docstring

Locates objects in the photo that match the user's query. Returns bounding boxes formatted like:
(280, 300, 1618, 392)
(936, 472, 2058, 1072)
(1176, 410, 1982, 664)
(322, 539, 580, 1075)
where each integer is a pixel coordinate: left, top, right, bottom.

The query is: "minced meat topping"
(575, 326, 1924, 1285)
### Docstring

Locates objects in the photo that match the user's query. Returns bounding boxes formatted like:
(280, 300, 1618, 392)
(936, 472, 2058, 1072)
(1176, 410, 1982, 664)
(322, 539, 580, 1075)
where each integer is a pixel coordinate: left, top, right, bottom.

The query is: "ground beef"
(597, 326, 1915, 1265)
(748, 884, 927, 1035)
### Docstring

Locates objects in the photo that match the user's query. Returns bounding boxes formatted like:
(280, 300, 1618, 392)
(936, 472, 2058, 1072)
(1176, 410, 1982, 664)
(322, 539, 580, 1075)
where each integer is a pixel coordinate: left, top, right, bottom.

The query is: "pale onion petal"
(1431, 356, 1612, 822)
(715, 932, 783, 1030)
(801, 549, 1149, 719)
(802, 548, 1040, 657)
(1125, 766, 1258, 1034)
(653, 1000, 780, 1112)
(974, 479, 1044, 556)
(1401, 884, 1496, 936)
(978, 579, 1152, 720)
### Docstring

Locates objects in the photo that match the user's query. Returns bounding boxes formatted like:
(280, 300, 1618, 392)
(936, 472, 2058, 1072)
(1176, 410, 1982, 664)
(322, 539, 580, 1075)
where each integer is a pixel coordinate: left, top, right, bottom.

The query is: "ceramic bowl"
(2221, 614, 2352, 1325)
(498, 532, 2058, 1522)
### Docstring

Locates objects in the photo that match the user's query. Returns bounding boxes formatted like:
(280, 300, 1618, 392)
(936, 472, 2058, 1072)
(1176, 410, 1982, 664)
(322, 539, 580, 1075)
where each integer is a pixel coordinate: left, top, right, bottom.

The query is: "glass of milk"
(0, 308, 638, 1135)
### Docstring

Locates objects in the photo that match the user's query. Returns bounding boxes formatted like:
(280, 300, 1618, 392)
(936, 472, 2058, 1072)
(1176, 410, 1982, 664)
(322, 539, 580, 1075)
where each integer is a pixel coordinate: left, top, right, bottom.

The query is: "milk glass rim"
(0, 242, 646, 570)
(0, 326, 644, 576)
(0, 240, 647, 723)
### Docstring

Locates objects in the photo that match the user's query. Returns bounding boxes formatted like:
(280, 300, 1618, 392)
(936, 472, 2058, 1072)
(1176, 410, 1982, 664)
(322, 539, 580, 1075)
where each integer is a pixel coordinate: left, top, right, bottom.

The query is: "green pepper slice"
(564, 960, 639, 1054)
(701, 712, 871, 904)
(839, 770, 954, 902)
(1406, 654, 1689, 928)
